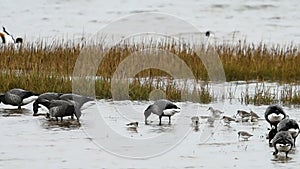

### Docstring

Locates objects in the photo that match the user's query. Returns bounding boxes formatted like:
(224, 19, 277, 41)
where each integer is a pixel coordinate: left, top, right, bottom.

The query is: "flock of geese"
(0, 88, 93, 121)
(192, 104, 299, 158)
(0, 87, 299, 158)
(144, 100, 299, 158)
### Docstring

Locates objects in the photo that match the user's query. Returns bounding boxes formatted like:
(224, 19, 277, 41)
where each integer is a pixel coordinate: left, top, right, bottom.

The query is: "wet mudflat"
(1, 100, 300, 169)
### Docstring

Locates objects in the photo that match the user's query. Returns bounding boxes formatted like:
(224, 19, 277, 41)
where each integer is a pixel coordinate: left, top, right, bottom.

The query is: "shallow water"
(1, 0, 300, 44)
(1, 99, 300, 169)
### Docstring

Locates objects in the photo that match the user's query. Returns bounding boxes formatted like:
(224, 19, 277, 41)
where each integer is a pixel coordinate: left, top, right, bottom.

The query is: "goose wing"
(9, 88, 35, 99)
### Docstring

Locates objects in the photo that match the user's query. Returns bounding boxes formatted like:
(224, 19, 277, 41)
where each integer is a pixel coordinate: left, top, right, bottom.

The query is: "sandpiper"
(207, 115, 215, 127)
(236, 110, 251, 121)
(208, 107, 224, 118)
(238, 131, 253, 141)
(144, 99, 180, 125)
(222, 115, 236, 125)
(126, 122, 139, 131)
(272, 131, 294, 158)
(191, 116, 200, 126)
(250, 110, 260, 121)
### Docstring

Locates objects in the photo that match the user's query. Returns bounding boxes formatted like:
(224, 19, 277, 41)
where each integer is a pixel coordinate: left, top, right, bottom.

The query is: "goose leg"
(159, 116, 162, 126)
(55, 117, 59, 122)
(168, 116, 171, 125)
(61, 117, 63, 122)
(273, 149, 278, 156)
(18, 105, 21, 109)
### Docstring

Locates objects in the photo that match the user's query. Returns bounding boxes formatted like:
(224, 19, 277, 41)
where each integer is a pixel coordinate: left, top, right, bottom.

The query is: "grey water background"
(1, 0, 300, 44)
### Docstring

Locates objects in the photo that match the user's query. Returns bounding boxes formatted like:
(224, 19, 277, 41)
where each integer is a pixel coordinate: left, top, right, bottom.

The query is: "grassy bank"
(1, 39, 300, 104)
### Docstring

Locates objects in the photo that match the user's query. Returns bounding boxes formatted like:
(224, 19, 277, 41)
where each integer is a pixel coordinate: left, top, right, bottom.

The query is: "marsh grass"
(1, 39, 300, 104)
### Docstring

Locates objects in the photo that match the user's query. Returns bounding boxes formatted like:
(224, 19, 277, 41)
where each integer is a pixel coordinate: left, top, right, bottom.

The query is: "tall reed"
(1, 39, 300, 104)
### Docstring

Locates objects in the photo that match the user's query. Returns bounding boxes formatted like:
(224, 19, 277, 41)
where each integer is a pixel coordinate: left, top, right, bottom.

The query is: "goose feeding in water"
(267, 127, 278, 146)
(32, 92, 63, 116)
(0, 88, 39, 109)
(59, 93, 94, 110)
(264, 105, 287, 129)
(41, 99, 81, 122)
(0, 27, 23, 44)
(277, 119, 299, 147)
(272, 131, 294, 158)
(144, 99, 180, 125)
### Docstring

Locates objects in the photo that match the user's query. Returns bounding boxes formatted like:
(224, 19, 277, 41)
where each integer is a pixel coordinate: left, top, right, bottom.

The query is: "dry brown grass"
(1, 39, 300, 104)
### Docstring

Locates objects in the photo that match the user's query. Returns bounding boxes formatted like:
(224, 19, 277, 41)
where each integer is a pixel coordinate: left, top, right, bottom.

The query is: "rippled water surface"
(1, 0, 300, 44)
(1, 98, 300, 169)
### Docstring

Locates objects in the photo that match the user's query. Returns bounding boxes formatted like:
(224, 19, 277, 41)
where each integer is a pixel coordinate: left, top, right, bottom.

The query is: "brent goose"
(272, 131, 294, 157)
(144, 99, 180, 125)
(264, 105, 286, 129)
(41, 99, 80, 122)
(267, 127, 278, 146)
(277, 119, 299, 147)
(32, 92, 62, 116)
(59, 93, 94, 109)
(0, 88, 38, 109)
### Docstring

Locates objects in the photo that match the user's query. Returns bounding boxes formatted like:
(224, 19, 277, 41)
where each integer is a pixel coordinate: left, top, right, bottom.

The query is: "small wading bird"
(191, 116, 200, 126)
(126, 122, 139, 131)
(238, 131, 253, 141)
(144, 99, 180, 125)
(265, 105, 287, 130)
(191, 116, 200, 131)
(250, 110, 260, 121)
(207, 107, 224, 118)
(0, 88, 39, 109)
(277, 119, 299, 147)
(0, 26, 23, 44)
(272, 131, 294, 158)
(207, 115, 215, 127)
(222, 115, 236, 125)
(236, 110, 251, 121)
